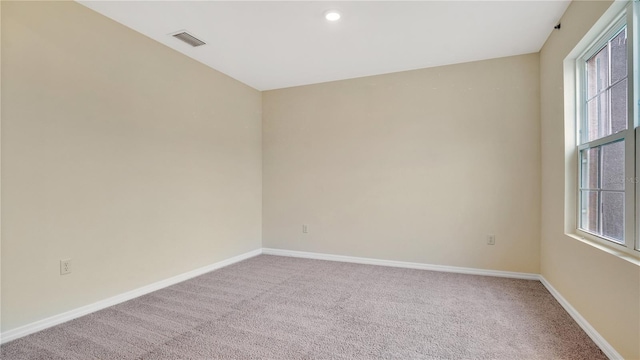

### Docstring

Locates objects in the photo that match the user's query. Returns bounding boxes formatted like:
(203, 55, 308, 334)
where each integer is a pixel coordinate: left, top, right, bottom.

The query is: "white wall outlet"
(60, 259, 72, 275)
(487, 235, 496, 245)
(302, 224, 308, 234)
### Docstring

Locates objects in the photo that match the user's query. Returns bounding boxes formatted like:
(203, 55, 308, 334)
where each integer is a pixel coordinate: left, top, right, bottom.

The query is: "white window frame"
(575, 2, 639, 256)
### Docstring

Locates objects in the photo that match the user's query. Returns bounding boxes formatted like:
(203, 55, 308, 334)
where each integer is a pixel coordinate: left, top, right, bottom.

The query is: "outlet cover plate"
(60, 259, 72, 275)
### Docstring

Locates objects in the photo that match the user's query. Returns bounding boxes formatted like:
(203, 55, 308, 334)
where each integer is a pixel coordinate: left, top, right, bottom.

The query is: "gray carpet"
(1, 255, 606, 359)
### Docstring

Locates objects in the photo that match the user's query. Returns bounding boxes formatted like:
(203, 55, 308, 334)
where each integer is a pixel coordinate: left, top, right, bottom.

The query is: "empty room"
(1, 0, 639, 359)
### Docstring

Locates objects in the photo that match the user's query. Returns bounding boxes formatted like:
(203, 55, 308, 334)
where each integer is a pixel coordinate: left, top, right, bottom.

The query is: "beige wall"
(1, 1, 262, 332)
(263, 54, 541, 274)
(540, 1, 640, 359)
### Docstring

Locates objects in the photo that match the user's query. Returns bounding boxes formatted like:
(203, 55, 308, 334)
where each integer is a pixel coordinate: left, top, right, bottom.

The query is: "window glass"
(583, 26, 628, 143)
(602, 191, 624, 242)
(580, 147, 600, 189)
(610, 79, 627, 132)
(580, 190, 599, 234)
(601, 140, 624, 191)
(610, 28, 627, 83)
(586, 46, 608, 99)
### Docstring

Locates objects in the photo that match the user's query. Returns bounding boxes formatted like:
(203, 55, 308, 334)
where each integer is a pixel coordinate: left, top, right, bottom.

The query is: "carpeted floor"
(1, 255, 606, 360)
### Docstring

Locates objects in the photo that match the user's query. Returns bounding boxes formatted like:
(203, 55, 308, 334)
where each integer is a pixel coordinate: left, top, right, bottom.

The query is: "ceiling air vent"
(171, 31, 206, 47)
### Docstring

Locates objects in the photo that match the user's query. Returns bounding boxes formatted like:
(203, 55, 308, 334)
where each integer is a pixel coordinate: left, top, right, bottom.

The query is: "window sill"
(565, 233, 640, 266)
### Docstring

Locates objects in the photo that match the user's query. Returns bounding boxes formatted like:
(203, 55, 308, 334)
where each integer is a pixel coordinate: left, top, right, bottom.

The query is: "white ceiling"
(78, 1, 571, 91)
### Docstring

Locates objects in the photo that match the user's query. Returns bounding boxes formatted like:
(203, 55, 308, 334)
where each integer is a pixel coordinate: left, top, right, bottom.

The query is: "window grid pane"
(610, 28, 627, 83)
(586, 46, 608, 100)
(580, 190, 600, 234)
(601, 140, 625, 190)
(602, 191, 625, 242)
(580, 147, 600, 189)
(610, 79, 628, 133)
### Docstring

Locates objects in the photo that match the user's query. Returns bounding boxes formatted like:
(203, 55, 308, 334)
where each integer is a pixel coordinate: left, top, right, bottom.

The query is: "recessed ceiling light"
(324, 10, 341, 22)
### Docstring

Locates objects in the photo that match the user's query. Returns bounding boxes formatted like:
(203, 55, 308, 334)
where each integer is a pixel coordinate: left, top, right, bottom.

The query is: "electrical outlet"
(487, 235, 496, 245)
(302, 224, 308, 234)
(60, 259, 72, 275)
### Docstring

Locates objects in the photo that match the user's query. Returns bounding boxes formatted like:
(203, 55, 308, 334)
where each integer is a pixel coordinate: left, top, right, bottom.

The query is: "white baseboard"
(0, 248, 262, 344)
(262, 248, 539, 280)
(1, 247, 623, 360)
(539, 276, 622, 360)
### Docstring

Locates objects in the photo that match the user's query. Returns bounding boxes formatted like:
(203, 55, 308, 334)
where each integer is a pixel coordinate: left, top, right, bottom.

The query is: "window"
(576, 2, 639, 255)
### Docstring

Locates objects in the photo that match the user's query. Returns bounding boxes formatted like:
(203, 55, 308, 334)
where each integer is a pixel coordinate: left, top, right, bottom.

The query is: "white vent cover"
(171, 31, 206, 47)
